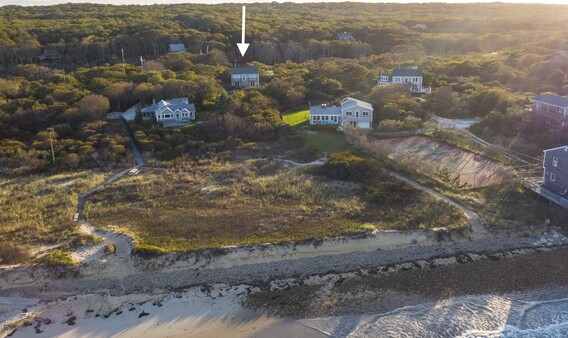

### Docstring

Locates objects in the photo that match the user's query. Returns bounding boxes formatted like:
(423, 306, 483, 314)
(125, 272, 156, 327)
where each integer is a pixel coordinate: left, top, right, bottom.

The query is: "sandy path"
(76, 223, 135, 279)
(388, 171, 488, 234)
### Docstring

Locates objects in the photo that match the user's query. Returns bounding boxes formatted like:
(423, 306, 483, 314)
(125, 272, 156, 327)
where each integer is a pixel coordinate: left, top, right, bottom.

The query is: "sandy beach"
(3, 230, 568, 337)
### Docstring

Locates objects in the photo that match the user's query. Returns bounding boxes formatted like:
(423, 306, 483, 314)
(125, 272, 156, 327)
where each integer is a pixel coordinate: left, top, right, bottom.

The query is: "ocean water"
(302, 291, 568, 337)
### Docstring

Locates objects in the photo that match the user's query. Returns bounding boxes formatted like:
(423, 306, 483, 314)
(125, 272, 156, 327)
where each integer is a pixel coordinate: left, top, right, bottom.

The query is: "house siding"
(543, 147, 568, 194)
(309, 98, 373, 129)
(231, 74, 259, 88)
(341, 108, 373, 128)
(532, 99, 568, 132)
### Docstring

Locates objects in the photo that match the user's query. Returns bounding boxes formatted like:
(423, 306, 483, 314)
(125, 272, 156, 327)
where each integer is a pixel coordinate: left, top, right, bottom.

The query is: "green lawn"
(283, 110, 310, 126)
(299, 125, 354, 153)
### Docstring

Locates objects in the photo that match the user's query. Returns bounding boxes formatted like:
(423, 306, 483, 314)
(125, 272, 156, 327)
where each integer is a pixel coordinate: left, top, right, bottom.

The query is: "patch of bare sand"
(4, 284, 326, 338)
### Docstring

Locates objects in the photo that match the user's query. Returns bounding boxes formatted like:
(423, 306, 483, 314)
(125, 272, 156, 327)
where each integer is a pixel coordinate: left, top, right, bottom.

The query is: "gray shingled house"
(140, 98, 196, 127)
(39, 49, 62, 61)
(378, 66, 431, 94)
(530, 94, 568, 133)
(543, 146, 568, 196)
(309, 97, 373, 129)
(231, 66, 259, 88)
(336, 31, 354, 40)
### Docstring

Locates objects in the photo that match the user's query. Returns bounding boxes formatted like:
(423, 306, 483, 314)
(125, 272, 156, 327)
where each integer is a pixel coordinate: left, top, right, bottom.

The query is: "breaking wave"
(303, 292, 568, 337)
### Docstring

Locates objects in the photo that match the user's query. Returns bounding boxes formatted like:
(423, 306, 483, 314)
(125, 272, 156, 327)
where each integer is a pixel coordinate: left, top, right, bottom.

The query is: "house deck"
(522, 178, 568, 209)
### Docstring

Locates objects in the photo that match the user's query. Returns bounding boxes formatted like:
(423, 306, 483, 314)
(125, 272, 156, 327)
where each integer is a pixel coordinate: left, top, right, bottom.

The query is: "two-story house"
(530, 94, 568, 133)
(140, 98, 196, 127)
(231, 66, 259, 88)
(377, 66, 431, 94)
(309, 97, 373, 129)
(543, 145, 568, 196)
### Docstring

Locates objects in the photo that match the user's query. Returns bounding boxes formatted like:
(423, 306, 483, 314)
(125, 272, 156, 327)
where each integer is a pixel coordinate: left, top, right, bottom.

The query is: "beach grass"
(299, 125, 354, 153)
(84, 159, 468, 253)
(0, 171, 107, 264)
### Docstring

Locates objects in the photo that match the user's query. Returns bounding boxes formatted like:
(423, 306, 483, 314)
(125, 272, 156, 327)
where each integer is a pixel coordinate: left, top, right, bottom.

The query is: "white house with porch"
(140, 98, 196, 127)
(309, 97, 373, 129)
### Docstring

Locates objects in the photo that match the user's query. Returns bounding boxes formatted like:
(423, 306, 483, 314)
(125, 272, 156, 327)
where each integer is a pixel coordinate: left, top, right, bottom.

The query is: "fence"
(371, 127, 436, 139)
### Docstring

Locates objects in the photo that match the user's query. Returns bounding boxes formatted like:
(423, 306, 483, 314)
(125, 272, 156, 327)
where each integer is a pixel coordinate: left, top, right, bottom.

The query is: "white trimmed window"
(551, 173, 556, 181)
(553, 156, 559, 167)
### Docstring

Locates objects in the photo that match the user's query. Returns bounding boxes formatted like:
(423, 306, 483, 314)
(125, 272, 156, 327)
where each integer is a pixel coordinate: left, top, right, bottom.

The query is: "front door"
(175, 113, 180, 121)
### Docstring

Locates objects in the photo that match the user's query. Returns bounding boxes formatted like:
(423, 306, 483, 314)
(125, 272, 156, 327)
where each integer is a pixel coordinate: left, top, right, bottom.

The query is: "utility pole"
(47, 127, 55, 165)
(121, 48, 126, 70)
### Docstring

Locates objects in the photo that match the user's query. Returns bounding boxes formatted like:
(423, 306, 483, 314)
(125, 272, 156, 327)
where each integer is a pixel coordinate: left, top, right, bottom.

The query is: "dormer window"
(551, 173, 556, 181)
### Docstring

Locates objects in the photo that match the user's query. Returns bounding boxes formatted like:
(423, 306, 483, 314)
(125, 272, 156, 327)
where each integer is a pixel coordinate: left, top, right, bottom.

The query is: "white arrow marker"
(236, 6, 250, 57)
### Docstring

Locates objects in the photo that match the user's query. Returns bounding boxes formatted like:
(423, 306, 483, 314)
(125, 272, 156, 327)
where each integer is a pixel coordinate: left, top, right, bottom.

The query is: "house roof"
(169, 43, 186, 52)
(141, 98, 195, 113)
(531, 94, 568, 108)
(231, 66, 259, 75)
(341, 97, 374, 111)
(392, 68, 423, 77)
(543, 145, 568, 153)
(310, 105, 342, 115)
(43, 49, 61, 56)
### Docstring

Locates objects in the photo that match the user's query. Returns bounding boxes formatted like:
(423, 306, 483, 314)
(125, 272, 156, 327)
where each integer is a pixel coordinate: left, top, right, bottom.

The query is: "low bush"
(0, 244, 29, 265)
(36, 250, 74, 266)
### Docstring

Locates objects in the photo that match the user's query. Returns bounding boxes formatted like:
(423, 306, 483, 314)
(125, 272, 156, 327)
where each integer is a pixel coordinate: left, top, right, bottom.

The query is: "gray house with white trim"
(378, 66, 431, 94)
(337, 31, 354, 40)
(231, 66, 259, 88)
(530, 94, 568, 133)
(310, 97, 373, 129)
(543, 145, 568, 196)
(140, 98, 196, 127)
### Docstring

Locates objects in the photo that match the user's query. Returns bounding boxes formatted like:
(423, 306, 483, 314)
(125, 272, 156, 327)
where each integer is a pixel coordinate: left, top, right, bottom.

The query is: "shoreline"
(1, 228, 566, 298)
(4, 241, 568, 337)
(2, 227, 568, 337)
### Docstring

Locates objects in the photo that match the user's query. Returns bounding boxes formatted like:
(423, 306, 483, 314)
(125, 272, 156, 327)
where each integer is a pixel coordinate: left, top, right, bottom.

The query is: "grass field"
(84, 159, 467, 253)
(451, 183, 560, 227)
(299, 125, 354, 154)
(0, 171, 107, 264)
(283, 110, 310, 126)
